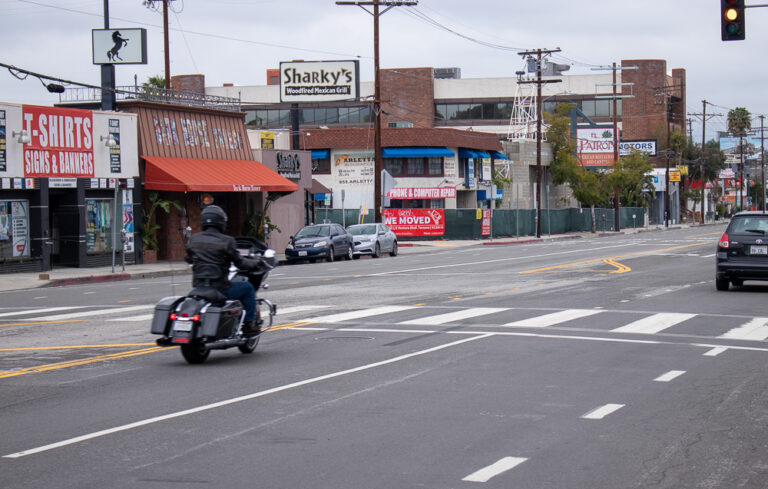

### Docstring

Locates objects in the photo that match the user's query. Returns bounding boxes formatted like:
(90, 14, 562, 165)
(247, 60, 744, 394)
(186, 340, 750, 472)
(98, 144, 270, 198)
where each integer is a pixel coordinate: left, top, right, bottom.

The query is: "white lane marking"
(702, 253, 716, 258)
(3, 333, 493, 459)
(297, 305, 415, 324)
(718, 317, 768, 341)
(654, 370, 686, 382)
(0, 306, 87, 318)
(582, 403, 625, 420)
(109, 314, 154, 322)
(399, 307, 507, 326)
(34, 297, 47, 299)
(704, 347, 727, 357)
(504, 309, 604, 328)
(83, 292, 95, 295)
(25, 305, 155, 321)
(611, 313, 696, 335)
(276, 305, 330, 316)
(462, 457, 528, 483)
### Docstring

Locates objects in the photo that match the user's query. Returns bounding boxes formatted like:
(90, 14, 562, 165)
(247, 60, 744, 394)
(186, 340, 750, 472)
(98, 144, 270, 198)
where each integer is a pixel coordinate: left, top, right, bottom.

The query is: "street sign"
(669, 171, 681, 182)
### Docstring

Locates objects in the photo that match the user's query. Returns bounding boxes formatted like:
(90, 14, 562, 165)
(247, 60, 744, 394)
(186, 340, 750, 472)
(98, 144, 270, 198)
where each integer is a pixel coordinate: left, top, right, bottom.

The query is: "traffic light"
(721, 0, 745, 41)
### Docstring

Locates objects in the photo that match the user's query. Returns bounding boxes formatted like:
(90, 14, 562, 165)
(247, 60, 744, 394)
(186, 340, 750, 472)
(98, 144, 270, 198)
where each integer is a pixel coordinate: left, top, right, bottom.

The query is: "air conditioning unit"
(433, 67, 461, 79)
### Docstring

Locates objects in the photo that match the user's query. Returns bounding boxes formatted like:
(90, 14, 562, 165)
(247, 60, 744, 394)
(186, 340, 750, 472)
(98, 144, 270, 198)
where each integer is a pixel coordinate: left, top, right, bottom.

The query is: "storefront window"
(86, 198, 120, 253)
(0, 200, 30, 259)
(428, 157, 443, 176)
(312, 157, 331, 174)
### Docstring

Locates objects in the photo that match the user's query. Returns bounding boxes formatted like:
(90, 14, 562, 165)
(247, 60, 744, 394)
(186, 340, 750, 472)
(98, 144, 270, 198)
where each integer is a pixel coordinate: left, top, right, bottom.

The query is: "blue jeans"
(220, 281, 256, 322)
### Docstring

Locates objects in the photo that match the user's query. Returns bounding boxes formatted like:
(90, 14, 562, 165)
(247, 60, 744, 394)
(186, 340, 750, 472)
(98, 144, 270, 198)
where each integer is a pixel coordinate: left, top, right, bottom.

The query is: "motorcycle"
(151, 237, 278, 364)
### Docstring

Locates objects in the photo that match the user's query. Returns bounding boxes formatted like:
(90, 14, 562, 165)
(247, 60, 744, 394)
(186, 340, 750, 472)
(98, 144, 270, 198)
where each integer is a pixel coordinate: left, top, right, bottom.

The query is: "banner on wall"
(481, 209, 491, 236)
(383, 209, 445, 237)
(22, 105, 94, 178)
(109, 119, 122, 173)
(0, 109, 6, 172)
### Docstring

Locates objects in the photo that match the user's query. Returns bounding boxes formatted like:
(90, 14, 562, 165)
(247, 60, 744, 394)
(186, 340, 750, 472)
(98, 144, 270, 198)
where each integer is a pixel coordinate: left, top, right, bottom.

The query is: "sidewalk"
(0, 224, 713, 292)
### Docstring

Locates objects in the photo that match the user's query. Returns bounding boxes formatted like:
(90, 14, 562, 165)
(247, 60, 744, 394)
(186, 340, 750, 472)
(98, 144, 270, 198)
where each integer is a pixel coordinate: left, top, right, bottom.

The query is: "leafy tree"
(608, 149, 655, 208)
(545, 102, 611, 232)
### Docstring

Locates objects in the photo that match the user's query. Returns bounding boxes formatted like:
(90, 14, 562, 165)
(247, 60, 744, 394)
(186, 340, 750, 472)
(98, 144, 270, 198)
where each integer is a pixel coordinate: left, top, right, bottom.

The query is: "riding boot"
(242, 320, 260, 338)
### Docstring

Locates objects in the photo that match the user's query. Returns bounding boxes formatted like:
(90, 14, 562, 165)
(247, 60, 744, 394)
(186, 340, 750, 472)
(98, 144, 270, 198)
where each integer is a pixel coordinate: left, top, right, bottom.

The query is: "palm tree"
(728, 107, 751, 136)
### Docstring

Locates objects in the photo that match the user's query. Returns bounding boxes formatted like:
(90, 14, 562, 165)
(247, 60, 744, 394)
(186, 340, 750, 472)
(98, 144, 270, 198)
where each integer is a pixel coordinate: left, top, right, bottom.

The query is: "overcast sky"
(2, 0, 766, 142)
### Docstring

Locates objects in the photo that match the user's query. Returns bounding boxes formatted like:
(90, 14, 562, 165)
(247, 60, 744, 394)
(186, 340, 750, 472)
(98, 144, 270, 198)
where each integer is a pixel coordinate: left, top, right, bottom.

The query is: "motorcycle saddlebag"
(151, 296, 183, 335)
(200, 300, 243, 338)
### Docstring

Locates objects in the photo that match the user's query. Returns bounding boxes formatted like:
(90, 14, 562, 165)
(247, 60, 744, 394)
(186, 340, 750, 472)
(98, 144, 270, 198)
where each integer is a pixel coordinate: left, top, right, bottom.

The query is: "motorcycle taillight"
(191, 315, 200, 321)
(169, 313, 178, 320)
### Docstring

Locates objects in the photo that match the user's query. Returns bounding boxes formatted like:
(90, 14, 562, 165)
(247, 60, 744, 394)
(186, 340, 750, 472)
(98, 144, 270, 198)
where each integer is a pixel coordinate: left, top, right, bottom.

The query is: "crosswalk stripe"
(719, 317, 768, 341)
(0, 306, 87, 319)
(611, 312, 696, 334)
(399, 307, 508, 326)
(26, 305, 155, 322)
(504, 309, 603, 328)
(276, 305, 330, 316)
(298, 305, 416, 324)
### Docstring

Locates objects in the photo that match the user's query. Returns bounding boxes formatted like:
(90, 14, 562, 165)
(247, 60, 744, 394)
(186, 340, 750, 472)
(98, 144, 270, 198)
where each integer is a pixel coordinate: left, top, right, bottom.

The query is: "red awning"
(143, 156, 298, 193)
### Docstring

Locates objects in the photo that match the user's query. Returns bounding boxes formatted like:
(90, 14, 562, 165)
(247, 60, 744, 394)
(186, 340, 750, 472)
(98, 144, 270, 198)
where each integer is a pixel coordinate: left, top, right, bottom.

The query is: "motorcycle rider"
(185, 205, 261, 337)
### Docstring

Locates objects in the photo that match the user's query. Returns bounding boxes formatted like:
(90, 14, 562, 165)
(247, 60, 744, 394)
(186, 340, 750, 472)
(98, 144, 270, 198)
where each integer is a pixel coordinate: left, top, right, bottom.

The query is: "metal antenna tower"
(507, 78, 536, 140)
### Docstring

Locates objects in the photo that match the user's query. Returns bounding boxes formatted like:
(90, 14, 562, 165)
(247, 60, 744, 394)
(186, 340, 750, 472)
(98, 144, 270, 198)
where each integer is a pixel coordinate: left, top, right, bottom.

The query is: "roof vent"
(433, 67, 461, 79)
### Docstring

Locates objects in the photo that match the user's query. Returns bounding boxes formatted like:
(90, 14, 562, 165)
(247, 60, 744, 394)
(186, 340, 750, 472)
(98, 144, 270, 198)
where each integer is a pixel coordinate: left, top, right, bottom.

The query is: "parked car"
(715, 211, 768, 290)
(285, 223, 353, 263)
(346, 223, 398, 259)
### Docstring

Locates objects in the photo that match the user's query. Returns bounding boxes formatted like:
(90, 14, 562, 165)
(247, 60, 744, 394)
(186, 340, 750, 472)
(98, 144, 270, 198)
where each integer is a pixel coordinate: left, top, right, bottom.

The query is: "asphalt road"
(2, 225, 768, 488)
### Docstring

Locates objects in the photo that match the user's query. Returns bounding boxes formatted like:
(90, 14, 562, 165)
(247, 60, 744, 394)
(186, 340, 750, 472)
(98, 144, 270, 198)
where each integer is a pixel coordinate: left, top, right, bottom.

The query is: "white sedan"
(346, 223, 398, 259)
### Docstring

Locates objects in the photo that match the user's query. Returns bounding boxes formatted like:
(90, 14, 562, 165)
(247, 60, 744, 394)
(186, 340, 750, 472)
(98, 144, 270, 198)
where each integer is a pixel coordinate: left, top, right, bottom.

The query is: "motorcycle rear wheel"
(238, 335, 260, 354)
(180, 341, 210, 364)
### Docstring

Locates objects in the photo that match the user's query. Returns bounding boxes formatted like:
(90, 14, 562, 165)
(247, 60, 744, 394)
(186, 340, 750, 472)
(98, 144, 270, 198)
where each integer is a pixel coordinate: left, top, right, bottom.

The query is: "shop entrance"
(49, 190, 81, 267)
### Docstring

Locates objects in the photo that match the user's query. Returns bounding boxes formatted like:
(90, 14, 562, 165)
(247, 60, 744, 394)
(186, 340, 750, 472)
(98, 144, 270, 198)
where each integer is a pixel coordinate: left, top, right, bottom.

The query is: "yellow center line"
(0, 320, 83, 328)
(269, 321, 315, 331)
(521, 241, 711, 275)
(0, 343, 157, 352)
(0, 346, 170, 379)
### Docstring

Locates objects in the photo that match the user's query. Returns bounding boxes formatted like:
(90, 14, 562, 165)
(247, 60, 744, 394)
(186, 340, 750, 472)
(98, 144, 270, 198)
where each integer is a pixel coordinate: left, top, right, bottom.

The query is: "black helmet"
(201, 205, 228, 232)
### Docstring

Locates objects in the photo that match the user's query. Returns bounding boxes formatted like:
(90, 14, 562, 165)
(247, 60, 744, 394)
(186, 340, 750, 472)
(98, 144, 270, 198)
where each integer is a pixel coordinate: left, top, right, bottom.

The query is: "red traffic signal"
(721, 0, 745, 41)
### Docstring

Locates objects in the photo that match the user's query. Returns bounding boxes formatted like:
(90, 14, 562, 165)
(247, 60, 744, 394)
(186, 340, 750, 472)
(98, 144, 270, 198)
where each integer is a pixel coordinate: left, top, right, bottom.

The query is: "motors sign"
(279, 60, 360, 102)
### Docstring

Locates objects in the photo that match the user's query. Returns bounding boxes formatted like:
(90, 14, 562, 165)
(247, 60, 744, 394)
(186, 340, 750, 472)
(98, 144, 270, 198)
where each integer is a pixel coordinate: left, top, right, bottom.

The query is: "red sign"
(387, 187, 457, 199)
(22, 105, 94, 178)
(481, 209, 491, 236)
(383, 209, 445, 237)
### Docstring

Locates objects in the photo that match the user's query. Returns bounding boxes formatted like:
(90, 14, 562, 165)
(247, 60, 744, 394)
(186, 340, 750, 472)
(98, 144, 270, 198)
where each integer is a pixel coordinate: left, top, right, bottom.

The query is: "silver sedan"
(346, 223, 398, 259)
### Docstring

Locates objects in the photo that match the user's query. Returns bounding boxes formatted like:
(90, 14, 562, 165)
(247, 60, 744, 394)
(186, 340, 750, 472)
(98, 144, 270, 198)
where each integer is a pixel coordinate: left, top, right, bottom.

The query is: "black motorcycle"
(151, 237, 277, 364)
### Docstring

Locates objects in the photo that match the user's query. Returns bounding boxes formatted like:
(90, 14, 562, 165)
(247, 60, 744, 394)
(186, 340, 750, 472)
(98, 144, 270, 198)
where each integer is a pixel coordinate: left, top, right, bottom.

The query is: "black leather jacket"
(185, 227, 259, 289)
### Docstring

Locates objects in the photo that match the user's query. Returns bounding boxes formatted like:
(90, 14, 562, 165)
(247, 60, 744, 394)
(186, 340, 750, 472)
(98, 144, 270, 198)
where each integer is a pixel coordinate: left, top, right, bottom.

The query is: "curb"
(46, 273, 132, 288)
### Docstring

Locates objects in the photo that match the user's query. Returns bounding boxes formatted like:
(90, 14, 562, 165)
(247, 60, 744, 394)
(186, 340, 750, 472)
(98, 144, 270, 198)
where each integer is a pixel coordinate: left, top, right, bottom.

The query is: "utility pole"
(517, 48, 561, 238)
(592, 63, 636, 232)
(689, 100, 722, 223)
(750, 115, 767, 212)
(336, 0, 417, 223)
(143, 1, 173, 89)
(101, 0, 116, 111)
